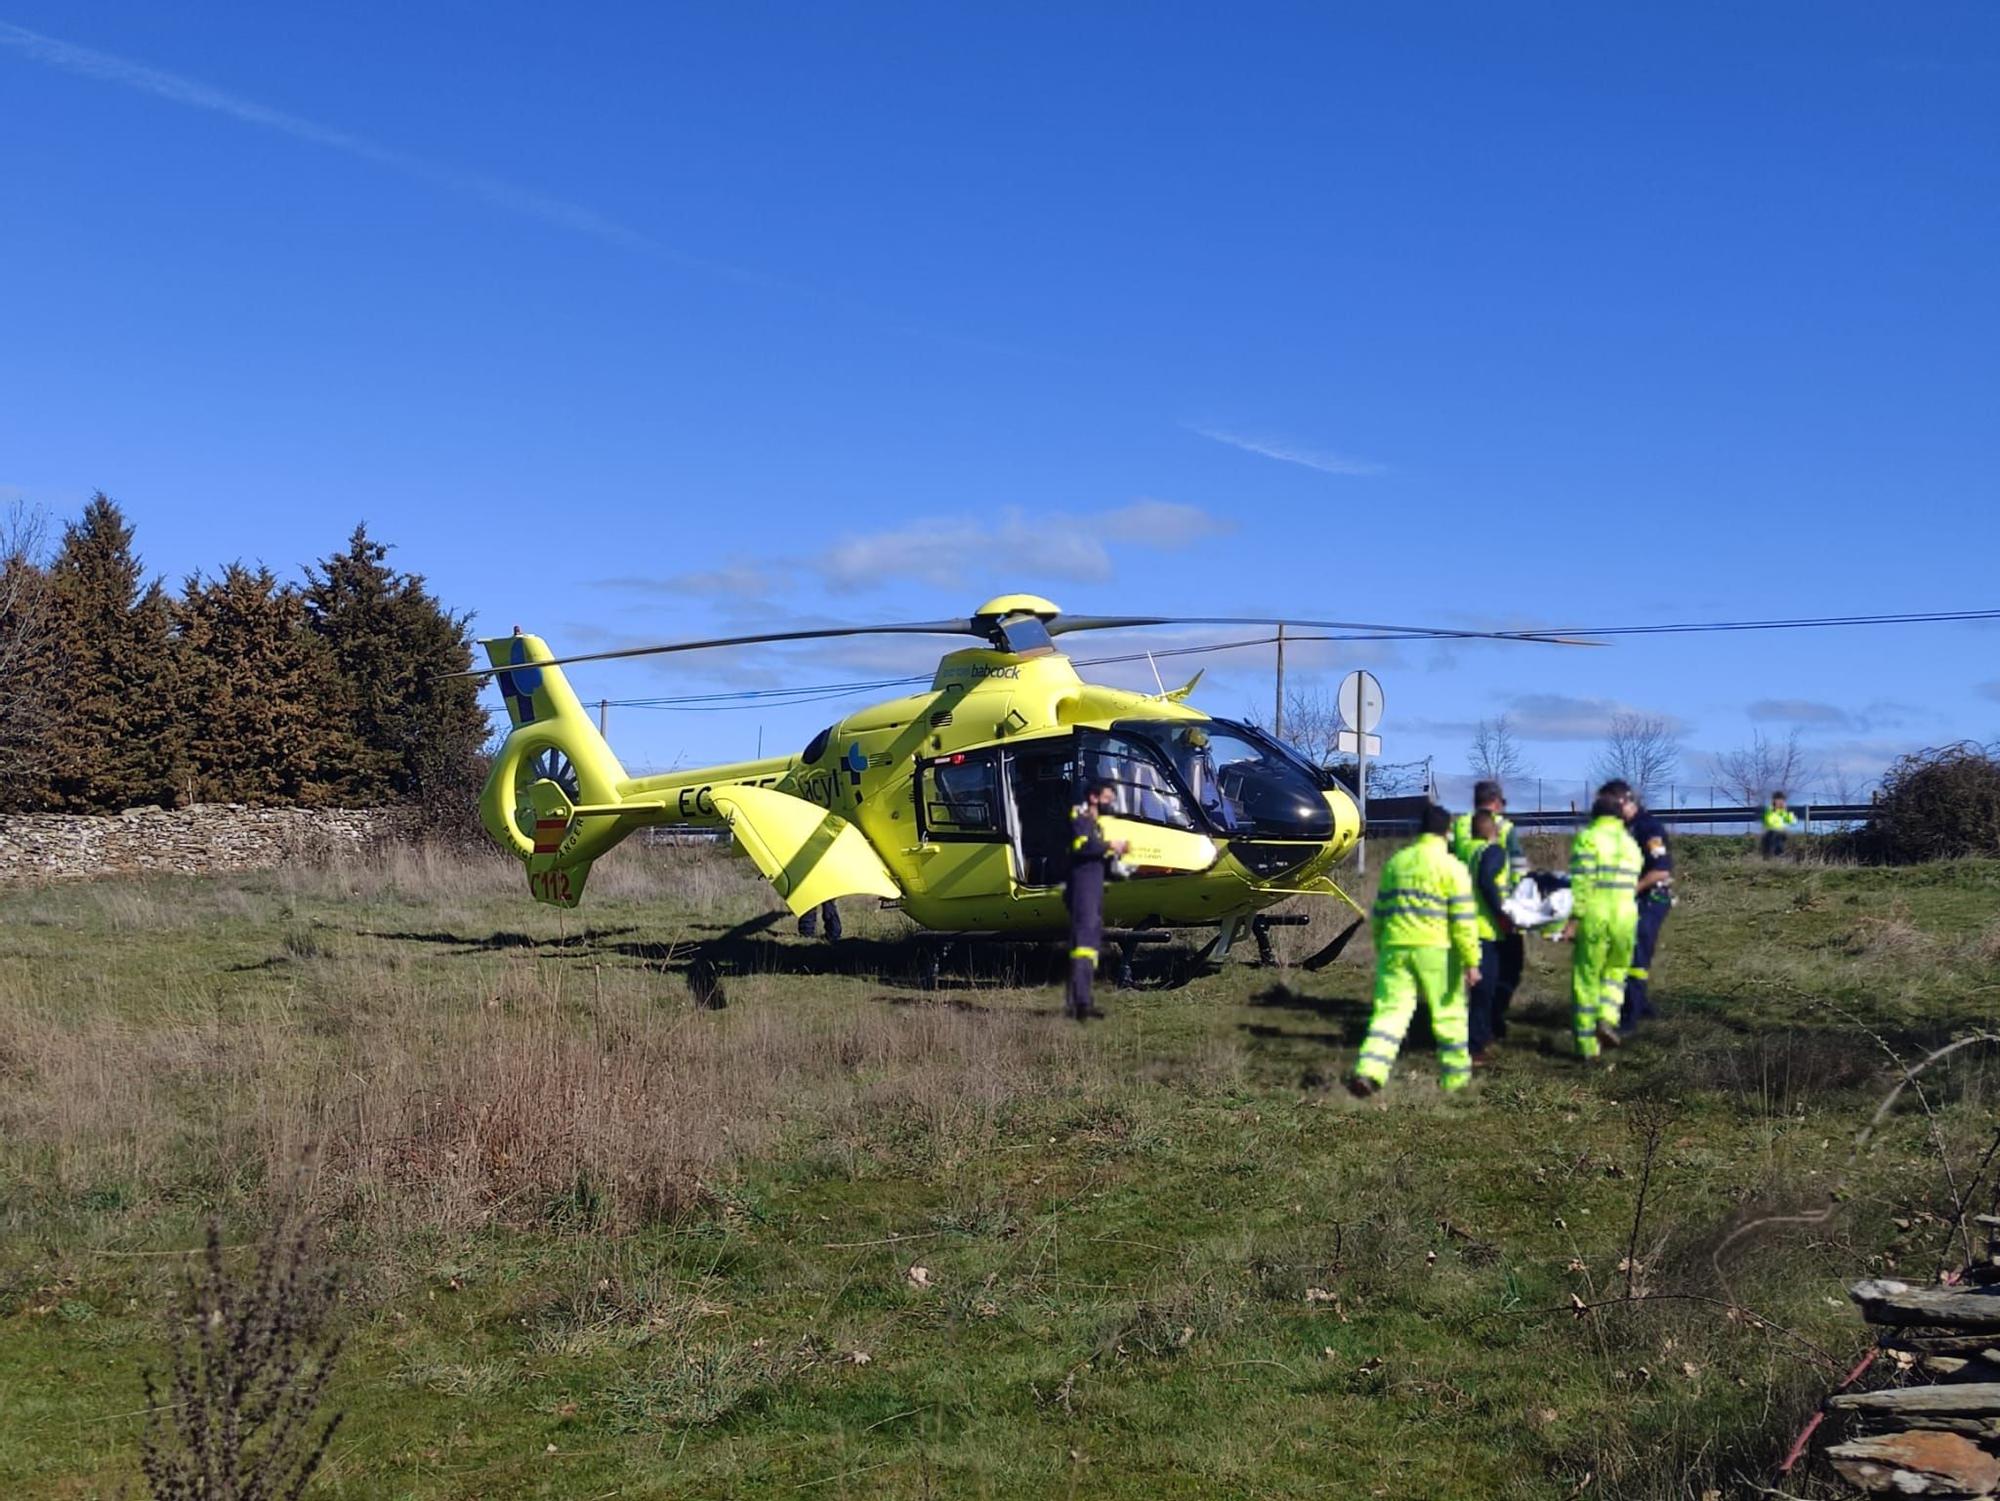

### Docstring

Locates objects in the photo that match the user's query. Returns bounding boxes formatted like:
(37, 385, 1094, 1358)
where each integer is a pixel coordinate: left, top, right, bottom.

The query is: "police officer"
(1600, 780, 1673, 1031)
(1760, 792, 1798, 858)
(1453, 781, 1526, 1042)
(1559, 792, 1643, 1060)
(1458, 808, 1510, 1060)
(1348, 804, 1480, 1097)
(1065, 779, 1128, 1021)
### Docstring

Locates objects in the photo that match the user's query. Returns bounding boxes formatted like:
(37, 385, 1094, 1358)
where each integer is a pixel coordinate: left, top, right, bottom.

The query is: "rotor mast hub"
(970, 594, 1062, 653)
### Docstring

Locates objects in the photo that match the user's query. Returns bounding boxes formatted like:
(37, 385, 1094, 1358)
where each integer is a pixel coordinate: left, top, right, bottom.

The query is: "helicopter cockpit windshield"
(1114, 719, 1333, 841)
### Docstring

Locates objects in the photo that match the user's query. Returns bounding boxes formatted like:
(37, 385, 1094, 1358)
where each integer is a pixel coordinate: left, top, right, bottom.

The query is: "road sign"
(1337, 670, 1384, 733)
(1335, 729, 1381, 757)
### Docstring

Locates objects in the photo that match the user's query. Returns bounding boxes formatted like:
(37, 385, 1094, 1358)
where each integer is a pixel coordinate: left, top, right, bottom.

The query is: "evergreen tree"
(0, 503, 57, 811)
(33, 495, 186, 810)
(178, 565, 360, 806)
(304, 526, 488, 816)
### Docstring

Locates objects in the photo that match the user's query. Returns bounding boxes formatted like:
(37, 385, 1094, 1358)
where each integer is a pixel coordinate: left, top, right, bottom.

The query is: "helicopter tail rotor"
(477, 631, 629, 907)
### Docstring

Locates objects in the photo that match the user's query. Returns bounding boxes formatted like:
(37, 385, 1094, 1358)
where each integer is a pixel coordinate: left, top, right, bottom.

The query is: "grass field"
(5, 838, 2000, 1499)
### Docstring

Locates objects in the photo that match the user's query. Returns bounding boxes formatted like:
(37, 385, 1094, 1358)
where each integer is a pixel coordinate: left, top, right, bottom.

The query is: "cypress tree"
(33, 495, 186, 810)
(304, 526, 488, 817)
(178, 565, 360, 806)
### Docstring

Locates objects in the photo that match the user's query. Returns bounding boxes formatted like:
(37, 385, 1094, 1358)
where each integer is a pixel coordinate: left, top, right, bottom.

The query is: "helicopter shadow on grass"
(354, 925, 643, 956)
(355, 909, 1210, 1012)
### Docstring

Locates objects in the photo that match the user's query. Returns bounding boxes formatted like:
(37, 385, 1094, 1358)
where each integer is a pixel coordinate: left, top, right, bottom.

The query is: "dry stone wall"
(0, 805, 418, 885)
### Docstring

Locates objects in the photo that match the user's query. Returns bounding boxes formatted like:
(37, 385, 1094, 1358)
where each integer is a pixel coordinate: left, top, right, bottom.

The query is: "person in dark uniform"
(1453, 782, 1527, 1043)
(1065, 779, 1127, 1020)
(797, 900, 843, 941)
(1461, 809, 1512, 1061)
(1600, 780, 1673, 1031)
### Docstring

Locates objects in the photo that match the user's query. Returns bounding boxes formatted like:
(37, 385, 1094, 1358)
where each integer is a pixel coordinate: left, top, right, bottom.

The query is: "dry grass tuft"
(1837, 910, 1938, 959)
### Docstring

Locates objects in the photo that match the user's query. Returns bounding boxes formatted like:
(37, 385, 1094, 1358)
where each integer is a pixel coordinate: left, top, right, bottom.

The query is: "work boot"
(1596, 1021, 1624, 1050)
(1344, 1074, 1380, 1100)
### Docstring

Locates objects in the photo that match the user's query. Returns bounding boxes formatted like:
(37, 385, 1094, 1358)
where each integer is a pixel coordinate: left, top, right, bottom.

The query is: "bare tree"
(1277, 684, 1343, 766)
(1468, 714, 1532, 783)
(0, 501, 55, 804)
(1591, 712, 1680, 802)
(1713, 728, 1821, 808)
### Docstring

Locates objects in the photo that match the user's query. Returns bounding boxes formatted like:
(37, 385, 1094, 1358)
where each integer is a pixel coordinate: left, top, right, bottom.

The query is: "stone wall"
(0, 805, 420, 885)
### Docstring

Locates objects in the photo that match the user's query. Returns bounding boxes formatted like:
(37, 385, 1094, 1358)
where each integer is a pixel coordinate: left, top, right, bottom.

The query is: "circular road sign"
(1337, 669, 1384, 734)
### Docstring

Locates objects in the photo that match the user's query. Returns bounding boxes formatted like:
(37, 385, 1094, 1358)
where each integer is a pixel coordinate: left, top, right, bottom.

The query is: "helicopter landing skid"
(909, 928, 1175, 991)
(1198, 911, 1310, 967)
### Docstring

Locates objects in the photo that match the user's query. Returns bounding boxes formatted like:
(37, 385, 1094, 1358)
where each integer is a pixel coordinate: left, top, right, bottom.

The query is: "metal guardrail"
(1505, 803, 1876, 831)
(1363, 802, 1877, 836)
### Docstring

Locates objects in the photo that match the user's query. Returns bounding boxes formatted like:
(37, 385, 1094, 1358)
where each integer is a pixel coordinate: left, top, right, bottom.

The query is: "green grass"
(3, 840, 2000, 1498)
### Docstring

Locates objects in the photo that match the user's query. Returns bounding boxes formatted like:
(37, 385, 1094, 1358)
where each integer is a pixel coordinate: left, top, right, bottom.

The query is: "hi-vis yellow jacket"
(1372, 833, 1480, 969)
(1569, 815, 1643, 926)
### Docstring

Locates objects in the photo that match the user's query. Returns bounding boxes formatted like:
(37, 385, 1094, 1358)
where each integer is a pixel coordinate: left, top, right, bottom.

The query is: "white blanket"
(1502, 873, 1573, 931)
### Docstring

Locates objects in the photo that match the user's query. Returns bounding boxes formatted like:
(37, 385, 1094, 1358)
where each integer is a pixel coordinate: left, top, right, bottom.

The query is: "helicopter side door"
(910, 749, 1015, 901)
(1004, 737, 1076, 889)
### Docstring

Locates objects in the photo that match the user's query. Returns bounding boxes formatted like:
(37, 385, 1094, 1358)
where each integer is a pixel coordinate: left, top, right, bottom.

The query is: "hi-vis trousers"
(1356, 946, 1471, 1091)
(1571, 916, 1636, 1058)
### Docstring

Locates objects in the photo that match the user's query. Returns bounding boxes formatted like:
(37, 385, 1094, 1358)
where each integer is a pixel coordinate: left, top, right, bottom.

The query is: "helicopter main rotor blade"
(446, 618, 981, 677)
(1047, 615, 1597, 647)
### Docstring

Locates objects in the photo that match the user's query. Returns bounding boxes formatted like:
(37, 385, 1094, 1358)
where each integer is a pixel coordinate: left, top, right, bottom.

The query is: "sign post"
(1336, 670, 1385, 874)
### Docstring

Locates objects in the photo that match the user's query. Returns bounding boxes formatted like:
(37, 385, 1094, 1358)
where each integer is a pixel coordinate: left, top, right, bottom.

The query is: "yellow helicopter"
(470, 595, 1575, 965)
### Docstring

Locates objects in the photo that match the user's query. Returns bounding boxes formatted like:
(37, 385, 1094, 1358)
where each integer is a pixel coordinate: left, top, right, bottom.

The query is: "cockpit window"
(1075, 734, 1199, 831)
(1114, 719, 1333, 840)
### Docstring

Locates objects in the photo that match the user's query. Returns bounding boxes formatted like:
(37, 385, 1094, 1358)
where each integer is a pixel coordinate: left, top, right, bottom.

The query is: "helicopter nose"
(1322, 787, 1362, 861)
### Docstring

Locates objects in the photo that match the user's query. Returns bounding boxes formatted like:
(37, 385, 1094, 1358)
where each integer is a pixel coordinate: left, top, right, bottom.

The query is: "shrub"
(1871, 741, 2000, 863)
(141, 1219, 344, 1501)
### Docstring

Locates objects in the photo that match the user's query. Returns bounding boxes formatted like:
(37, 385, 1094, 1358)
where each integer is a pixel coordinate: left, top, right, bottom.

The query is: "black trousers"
(1490, 931, 1524, 1040)
(1761, 831, 1788, 858)
(1468, 939, 1501, 1053)
(1621, 898, 1669, 1028)
(1065, 866, 1104, 1015)
(797, 901, 843, 940)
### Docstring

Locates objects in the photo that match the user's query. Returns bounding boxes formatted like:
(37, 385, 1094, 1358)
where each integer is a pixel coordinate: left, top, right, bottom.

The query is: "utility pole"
(598, 698, 608, 736)
(1272, 623, 1286, 739)
(1356, 731, 1369, 876)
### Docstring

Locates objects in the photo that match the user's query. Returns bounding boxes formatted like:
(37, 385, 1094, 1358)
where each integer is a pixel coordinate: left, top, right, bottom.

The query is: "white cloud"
(1746, 698, 1920, 733)
(595, 501, 1233, 601)
(819, 513, 1110, 592)
(1747, 698, 1855, 728)
(1502, 693, 1687, 743)
(814, 500, 1233, 594)
(1098, 498, 1234, 547)
(1186, 424, 1386, 477)
(600, 564, 779, 599)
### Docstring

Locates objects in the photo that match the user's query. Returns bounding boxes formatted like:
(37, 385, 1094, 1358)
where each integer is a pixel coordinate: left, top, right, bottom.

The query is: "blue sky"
(3, 4, 1996, 797)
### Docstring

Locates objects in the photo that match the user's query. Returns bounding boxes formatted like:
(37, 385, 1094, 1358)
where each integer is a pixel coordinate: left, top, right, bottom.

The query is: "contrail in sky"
(0, 19, 775, 279)
(1186, 423, 1388, 477)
